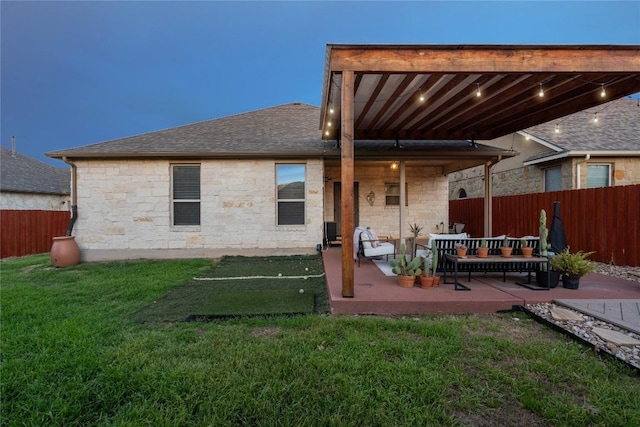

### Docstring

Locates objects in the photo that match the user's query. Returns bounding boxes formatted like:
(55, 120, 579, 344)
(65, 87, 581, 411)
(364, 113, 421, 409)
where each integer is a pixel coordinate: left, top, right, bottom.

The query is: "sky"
(2, 1, 639, 167)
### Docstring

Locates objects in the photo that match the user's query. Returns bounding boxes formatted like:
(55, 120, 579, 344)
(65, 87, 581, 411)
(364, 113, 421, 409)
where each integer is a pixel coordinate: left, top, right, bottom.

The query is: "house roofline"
(524, 150, 640, 166)
(516, 131, 563, 151)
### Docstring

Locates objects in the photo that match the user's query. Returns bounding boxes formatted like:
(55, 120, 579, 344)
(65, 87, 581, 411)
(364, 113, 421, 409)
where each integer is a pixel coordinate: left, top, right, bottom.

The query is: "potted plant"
(536, 209, 560, 288)
(455, 242, 468, 258)
(389, 243, 422, 288)
(550, 248, 595, 289)
(500, 234, 512, 258)
(477, 239, 489, 258)
(419, 256, 435, 289)
(520, 238, 533, 258)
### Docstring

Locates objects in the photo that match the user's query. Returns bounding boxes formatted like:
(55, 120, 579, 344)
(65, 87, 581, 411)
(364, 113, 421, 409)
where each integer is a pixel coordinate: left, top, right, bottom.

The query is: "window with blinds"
(276, 164, 305, 225)
(586, 164, 611, 188)
(172, 165, 201, 226)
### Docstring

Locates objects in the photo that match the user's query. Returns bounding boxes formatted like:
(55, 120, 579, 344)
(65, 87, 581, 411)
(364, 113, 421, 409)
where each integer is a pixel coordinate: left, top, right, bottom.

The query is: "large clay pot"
(500, 247, 513, 258)
(419, 275, 435, 289)
(521, 247, 534, 258)
(51, 236, 81, 268)
(397, 275, 416, 288)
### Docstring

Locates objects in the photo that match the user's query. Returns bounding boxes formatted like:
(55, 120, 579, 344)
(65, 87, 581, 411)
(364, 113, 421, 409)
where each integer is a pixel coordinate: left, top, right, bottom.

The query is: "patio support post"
(399, 160, 406, 246)
(484, 161, 493, 237)
(341, 70, 355, 298)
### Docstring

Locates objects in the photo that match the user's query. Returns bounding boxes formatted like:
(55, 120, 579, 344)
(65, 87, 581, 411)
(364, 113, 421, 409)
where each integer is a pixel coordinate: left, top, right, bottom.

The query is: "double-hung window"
(276, 164, 305, 225)
(172, 164, 201, 226)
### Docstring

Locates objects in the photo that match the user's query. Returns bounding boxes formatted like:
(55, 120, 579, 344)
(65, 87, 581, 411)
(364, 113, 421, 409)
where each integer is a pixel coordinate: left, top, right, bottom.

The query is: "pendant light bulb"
(538, 84, 544, 98)
(600, 84, 606, 98)
(554, 124, 560, 133)
(476, 84, 481, 97)
(593, 112, 599, 123)
(329, 107, 334, 115)
(419, 92, 425, 103)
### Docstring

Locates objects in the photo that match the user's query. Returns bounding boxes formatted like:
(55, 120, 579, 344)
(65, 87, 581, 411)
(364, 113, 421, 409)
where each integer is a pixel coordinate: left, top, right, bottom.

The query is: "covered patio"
(320, 44, 640, 298)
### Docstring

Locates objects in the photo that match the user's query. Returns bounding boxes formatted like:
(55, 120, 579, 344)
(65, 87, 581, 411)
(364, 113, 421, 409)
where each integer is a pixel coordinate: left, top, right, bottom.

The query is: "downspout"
(575, 154, 590, 189)
(62, 157, 78, 236)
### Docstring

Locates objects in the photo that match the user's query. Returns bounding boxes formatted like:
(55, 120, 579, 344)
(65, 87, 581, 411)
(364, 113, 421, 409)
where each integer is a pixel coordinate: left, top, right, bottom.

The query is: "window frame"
(171, 163, 201, 227)
(276, 163, 306, 226)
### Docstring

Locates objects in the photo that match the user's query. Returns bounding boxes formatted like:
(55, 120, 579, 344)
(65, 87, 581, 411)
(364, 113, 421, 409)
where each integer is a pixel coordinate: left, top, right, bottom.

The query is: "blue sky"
(2, 1, 639, 166)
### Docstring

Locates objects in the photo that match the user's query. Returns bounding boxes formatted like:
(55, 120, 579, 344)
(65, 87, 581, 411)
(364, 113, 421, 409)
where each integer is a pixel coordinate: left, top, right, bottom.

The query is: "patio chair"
(357, 228, 396, 267)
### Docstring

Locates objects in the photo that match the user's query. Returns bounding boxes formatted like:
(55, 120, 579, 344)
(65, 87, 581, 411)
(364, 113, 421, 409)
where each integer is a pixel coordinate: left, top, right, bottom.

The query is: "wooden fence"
(0, 210, 70, 258)
(450, 184, 640, 267)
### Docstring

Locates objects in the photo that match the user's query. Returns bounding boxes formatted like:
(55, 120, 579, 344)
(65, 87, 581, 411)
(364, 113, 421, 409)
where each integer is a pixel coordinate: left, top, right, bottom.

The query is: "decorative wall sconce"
(366, 191, 375, 206)
(390, 162, 398, 170)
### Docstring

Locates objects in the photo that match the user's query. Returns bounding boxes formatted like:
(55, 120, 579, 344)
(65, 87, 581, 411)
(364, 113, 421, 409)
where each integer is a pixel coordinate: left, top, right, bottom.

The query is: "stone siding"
(324, 163, 449, 238)
(74, 159, 324, 260)
(0, 192, 70, 210)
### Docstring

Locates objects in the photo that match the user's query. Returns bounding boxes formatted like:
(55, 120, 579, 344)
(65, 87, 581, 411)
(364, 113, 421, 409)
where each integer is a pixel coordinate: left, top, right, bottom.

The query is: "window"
(172, 165, 200, 226)
(458, 188, 467, 199)
(277, 164, 305, 225)
(385, 183, 408, 206)
(544, 166, 561, 192)
(586, 164, 611, 188)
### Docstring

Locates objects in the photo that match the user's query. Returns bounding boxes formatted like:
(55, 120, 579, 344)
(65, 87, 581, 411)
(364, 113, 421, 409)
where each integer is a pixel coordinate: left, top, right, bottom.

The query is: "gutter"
(62, 157, 78, 236)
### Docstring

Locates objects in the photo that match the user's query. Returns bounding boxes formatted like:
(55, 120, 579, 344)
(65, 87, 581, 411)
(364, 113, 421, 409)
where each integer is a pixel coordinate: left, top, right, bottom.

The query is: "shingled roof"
(522, 99, 640, 163)
(47, 103, 328, 159)
(1, 147, 70, 195)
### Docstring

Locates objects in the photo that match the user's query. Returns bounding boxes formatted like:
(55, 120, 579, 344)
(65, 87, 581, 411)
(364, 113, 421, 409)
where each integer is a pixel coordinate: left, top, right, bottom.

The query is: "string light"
(476, 83, 481, 97)
(593, 112, 599, 123)
(418, 91, 425, 102)
(324, 130, 330, 136)
(554, 123, 560, 133)
(600, 84, 606, 98)
(538, 84, 545, 98)
(327, 121, 332, 127)
(329, 107, 334, 114)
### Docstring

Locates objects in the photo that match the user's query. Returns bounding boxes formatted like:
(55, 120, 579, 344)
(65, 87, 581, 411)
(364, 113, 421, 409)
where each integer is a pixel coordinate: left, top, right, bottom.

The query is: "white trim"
(524, 150, 640, 166)
(516, 131, 563, 151)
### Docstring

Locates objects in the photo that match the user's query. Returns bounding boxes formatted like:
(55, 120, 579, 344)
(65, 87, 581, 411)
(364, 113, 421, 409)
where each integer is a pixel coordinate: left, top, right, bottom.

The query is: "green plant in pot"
(500, 234, 512, 258)
(477, 239, 489, 258)
(549, 248, 595, 289)
(520, 238, 533, 258)
(389, 243, 422, 288)
(536, 209, 560, 288)
(418, 254, 435, 289)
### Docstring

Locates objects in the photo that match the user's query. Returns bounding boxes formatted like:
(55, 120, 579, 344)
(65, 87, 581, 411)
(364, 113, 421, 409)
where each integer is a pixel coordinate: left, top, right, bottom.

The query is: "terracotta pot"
(477, 247, 489, 258)
(419, 275, 435, 289)
(456, 248, 468, 258)
(397, 275, 416, 288)
(432, 275, 441, 287)
(521, 247, 533, 258)
(51, 236, 81, 268)
(500, 247, 513, 258)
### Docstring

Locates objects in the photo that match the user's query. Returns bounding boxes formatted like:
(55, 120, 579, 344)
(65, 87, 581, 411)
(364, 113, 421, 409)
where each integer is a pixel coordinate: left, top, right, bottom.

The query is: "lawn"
(2, 254, 639, 426)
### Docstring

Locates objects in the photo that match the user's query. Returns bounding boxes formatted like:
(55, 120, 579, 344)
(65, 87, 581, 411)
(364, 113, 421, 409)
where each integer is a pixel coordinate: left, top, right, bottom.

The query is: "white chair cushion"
(363, 242, 395, 257)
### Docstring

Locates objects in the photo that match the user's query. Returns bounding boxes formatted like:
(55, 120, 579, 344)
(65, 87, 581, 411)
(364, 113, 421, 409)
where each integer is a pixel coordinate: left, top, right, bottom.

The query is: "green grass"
(2, 254, 640, 426)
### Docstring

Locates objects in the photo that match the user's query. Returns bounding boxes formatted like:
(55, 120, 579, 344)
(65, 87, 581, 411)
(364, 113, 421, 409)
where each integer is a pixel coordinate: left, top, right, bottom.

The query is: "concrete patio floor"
(321, 247, 640, 316)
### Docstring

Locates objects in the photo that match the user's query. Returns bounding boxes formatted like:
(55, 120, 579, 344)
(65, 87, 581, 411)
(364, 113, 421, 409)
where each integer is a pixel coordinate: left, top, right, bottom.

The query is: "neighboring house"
(0, 146, 70, 210)
(449, 99, 640, 199)
(47, 102, 514, 261)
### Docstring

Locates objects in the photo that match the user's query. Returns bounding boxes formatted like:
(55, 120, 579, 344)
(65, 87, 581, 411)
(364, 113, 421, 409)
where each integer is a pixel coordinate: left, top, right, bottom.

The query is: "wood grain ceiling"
(321, 45, 640, 141)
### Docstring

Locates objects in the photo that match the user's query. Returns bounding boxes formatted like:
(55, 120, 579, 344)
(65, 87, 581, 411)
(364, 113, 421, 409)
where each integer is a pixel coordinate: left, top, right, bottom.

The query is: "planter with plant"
(536, 209, 560, 288)
(477, 239, 489, 258)
(520, 238, 533, 258)
(419, 256, 435, 289)
(389, 243, 422, 288)
(549, 248, 595, 289)
(500, 235, 512, 258)
(455, 242, 468, 258)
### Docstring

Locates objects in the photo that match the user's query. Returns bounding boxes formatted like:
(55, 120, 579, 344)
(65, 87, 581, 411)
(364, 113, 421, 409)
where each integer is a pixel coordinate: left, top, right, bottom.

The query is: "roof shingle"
(1, 147, 70, 195)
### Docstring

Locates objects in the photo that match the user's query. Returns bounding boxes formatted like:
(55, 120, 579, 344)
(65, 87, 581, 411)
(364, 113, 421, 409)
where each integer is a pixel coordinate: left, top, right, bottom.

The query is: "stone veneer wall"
(323, 164, 449, 238)
(0, 192, 69, 210)
(74, 159, 324, 261)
